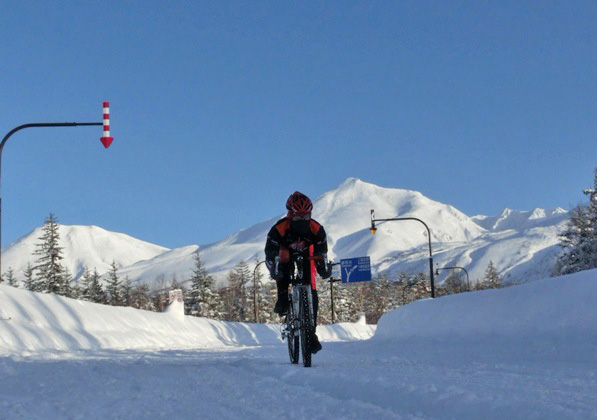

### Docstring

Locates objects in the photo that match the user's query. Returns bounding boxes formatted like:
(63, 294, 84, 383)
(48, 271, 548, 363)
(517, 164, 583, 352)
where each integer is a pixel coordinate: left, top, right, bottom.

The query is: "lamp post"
(0, 102, 113, 277)
(327, 262, 341, 323)
(253, 260, 266, 323)
(435, 265, 470, 291)
(370, 209, 436, 298)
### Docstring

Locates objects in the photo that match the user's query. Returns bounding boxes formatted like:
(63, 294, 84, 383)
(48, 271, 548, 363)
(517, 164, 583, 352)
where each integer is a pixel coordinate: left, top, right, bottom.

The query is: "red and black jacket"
(265, 217, 328, 289)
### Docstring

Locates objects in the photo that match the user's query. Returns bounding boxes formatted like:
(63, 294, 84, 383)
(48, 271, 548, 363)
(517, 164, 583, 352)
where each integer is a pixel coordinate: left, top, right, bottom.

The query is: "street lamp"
(0, 102, 113, 276)
(370, 209, 436, 298)
(253, 260, 266, 323)
(435, 265, 470, 291)
(327, 262, 341, 323)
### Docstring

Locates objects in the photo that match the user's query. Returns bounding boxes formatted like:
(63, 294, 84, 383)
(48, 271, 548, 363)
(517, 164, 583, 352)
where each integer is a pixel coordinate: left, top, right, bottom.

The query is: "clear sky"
(1, 1, 596, 250)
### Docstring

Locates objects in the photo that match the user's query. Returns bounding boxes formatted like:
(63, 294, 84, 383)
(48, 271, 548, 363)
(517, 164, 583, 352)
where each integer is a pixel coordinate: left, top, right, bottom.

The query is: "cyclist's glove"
(316, 255, 332, 279)
(266, 256, 286, 281)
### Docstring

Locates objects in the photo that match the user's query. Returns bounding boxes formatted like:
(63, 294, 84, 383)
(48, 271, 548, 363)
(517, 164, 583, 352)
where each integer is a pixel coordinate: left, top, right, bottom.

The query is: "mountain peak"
(339, 177, 364, 186)
(335, 177, 373, 192)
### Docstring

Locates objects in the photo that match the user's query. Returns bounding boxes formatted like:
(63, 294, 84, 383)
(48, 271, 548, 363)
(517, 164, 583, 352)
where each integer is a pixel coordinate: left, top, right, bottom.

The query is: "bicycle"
(280, 253, 328, 367)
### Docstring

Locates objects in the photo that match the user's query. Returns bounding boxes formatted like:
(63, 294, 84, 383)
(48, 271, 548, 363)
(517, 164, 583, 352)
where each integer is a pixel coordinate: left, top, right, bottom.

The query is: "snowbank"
(0, 286, 374, 356)
(373, 268, 597, 362)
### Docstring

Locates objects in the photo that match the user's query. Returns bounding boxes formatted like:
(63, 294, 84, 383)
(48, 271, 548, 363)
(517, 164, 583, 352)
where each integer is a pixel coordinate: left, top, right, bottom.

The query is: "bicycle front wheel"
(299, 288, 313, 367)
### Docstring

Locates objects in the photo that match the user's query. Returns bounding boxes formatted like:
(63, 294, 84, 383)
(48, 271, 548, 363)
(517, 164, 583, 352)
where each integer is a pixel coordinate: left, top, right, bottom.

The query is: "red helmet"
(286, 191, 313, 217)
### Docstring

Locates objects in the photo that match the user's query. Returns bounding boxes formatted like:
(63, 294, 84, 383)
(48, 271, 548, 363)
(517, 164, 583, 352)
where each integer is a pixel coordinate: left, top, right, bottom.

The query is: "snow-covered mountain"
(2, 178, 569, 286)
(2, 225, 169, 280)
(472, 207, 568, 231)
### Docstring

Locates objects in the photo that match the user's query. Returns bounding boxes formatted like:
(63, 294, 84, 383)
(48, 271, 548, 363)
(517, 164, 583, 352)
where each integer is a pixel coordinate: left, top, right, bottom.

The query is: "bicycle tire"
(286, 308, 299, 364)
(299, 288, 313, 367)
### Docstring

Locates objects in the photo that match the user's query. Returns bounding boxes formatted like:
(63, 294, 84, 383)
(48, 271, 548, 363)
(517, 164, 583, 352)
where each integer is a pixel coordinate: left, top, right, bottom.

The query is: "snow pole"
(0, 103, 108, 276)
(100, 102, 114, 149)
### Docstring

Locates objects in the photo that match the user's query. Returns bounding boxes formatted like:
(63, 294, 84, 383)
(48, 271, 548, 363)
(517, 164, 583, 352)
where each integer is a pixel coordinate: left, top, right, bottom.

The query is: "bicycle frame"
(282, 253, 316, 367)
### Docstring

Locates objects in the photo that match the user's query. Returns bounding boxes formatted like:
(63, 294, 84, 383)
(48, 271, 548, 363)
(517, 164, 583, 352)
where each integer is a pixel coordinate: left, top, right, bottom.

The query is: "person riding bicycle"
(265, 191, 331, 354)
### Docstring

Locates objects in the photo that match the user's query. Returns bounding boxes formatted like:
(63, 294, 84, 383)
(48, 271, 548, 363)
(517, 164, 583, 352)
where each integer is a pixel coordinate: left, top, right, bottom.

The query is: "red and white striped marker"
(100, 101, 114, 149)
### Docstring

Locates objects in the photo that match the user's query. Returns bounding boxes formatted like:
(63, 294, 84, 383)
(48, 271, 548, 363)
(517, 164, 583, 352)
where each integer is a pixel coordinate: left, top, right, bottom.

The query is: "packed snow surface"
(1, 269, 595, 419)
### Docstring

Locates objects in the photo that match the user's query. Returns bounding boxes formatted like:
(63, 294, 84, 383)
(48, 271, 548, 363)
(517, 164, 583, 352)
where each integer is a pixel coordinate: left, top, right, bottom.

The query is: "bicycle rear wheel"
(299, 288, 313, 367)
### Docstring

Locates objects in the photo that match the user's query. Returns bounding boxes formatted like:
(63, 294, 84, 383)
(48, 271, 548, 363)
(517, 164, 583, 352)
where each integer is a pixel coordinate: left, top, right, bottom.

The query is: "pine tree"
(60, 266, 74, 298)
(88, 269, 106, 303)
(121, 276, 133, 307)
(23, 263, 35, 290)
(105, 261, 122, 306)
(33, 214, 71, 296)
(226, 260, 251, 322)
(482, 261, 501, 289)
(554, 168, 597, 275)
(3, 267, 18, 287)
(78, 267, 93, 301)
(186, 251, 223, 318)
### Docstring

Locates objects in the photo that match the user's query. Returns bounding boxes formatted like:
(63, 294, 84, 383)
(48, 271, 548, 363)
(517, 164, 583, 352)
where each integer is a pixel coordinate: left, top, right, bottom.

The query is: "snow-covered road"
(2, 341, 595, 420)
(2, 269, 596, 419)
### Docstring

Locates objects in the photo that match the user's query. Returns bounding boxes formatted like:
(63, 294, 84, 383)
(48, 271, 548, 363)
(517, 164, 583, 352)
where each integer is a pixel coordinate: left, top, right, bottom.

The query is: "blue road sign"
(340, 257, 372, 283)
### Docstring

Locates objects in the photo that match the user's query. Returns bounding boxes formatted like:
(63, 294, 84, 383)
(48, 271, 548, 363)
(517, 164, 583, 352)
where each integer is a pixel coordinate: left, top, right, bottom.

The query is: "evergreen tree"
(554, 168, 597, 275)
(23, 263, 35, 290)
(226, 260, 251, 322)
(105, 261, 122, 305)
(482, 261, 501, 289)
(4, 267, 18, 287)
(78, 267, 93, 301)
(59, 266, 74, 298)
(88, 269, 106, 303)
(33, 213, 71, 296)
(121, 276, 134, 307)
(185, 251, 224, 318)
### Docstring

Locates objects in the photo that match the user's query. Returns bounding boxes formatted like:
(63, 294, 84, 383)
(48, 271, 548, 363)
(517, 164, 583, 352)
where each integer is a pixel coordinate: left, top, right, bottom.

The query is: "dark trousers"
(277, 279, 319, 330)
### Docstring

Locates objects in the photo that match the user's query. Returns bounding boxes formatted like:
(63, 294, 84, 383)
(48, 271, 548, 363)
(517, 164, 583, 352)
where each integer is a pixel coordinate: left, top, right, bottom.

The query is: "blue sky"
(1, 1, 596, 249)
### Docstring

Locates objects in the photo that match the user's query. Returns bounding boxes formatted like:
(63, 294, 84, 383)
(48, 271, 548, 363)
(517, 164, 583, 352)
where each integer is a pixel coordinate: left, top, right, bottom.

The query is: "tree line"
(2, 167, 595, 324)
(0, 212, 503, 324)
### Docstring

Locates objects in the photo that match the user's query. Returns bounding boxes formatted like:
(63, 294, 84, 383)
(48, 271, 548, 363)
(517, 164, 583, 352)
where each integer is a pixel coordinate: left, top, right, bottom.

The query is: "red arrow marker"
(100, 101, 114, 148)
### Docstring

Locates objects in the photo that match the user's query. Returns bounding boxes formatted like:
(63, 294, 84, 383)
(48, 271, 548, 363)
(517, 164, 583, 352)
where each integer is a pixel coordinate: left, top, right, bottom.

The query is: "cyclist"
(265, 191, 331, 354)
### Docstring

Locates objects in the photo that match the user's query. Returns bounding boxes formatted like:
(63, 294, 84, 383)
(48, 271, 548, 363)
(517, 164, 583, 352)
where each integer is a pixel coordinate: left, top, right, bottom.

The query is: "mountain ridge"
(3, 178, 568, 286)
